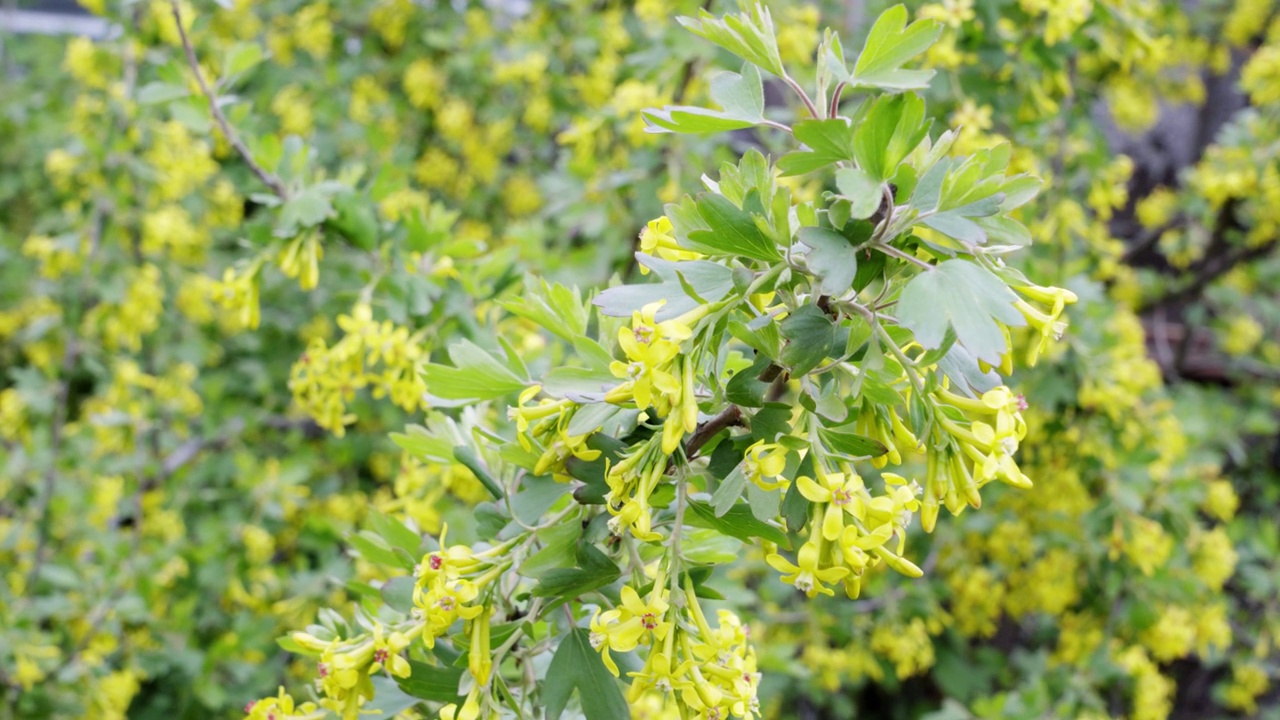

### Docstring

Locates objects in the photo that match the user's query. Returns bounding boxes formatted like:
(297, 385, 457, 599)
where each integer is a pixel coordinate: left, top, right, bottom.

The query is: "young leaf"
(895, 259, 1026, 365)
(778, 119, 855, 176)
(686, 194, 782, 262)
(854, 94, 929, 182)
(851, 5, 942, 91)
(676, 4, 784, 77)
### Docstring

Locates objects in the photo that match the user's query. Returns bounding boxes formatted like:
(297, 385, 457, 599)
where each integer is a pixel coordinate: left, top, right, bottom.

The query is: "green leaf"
(750, 404, 792, 443)
(725, 364, 769, 408)
(797, 227, 858, 297)
(500, 279, 589, 344)
(381, 576, 415, 614)
(746, 481, 781, 522)
(543, 628, 630, 720)
(853, 94, 929, 182)
(275, 186, 334, 238)
(778, 119, 855, 176)
(817, 427, 888, 458)
(641, 107, 756, 135)
(532, 544, 621, 599)
(348, 532, 414, 572)
(895, 259, 1025, 365)
(422, 340, 528, 401)
(137, 82, 189, 105)
(780, 305, 836, 376)
(510, 474, 570, 526)
(676, 5, 783, 77)
(687, 500, 790, 548)
(397, 659, 465, 702)
(367, 510, 422, 557)
(682, 528, 743, 564)
(594, 255, 735, 320)
(519, 522, 582, 578)
(391, 424, 454, 461)
(711, 465, 749, 516)
(835, 167, 884, 219)
(329, 191, 379, 250)
(223, 41, 264, 80)
(781, 474, 810, 533)
(685, 194, 782, 262)
(851, 5, 942, 90)
(975, 216, 1032, 246)
(403, 203, 459, 252)
(710, 63, 765, 123)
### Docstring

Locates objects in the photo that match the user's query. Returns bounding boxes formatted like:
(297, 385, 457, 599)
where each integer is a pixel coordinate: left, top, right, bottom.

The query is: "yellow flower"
(414, 579, 484, 648)
(628, 651, 695, 701)
(244, 686, 319, 719)
(741, 441, 787, 490)
(1202, 479, 1239, 521)
(766, 540, 850, 598)
(637, 216, 702, 271)
(369, 623, 411, 678)
(589, 608, 644, 676)
(609, 302, 691, 410)
(796, 473, 867, 542)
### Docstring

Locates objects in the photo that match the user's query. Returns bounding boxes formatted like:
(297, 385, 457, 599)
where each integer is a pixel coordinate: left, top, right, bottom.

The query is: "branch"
(1139, 236, 1276, 312)
(684, 405, 744, 460)
(170, 1, 289, 199)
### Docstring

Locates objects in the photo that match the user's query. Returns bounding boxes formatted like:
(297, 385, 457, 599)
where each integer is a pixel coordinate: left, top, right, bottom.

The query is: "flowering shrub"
(1, 0, 1278, 719)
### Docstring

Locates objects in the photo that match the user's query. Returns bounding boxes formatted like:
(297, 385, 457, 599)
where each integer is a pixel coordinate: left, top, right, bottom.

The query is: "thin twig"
(170, 2, 289, 199)
(1140, 237, 1275, 312)
(684, 405, 744, 460)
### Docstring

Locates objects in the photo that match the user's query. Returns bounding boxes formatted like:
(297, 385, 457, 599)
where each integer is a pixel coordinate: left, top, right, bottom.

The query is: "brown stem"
(684, 405, 744, 460)
(170, 1, 289, 199)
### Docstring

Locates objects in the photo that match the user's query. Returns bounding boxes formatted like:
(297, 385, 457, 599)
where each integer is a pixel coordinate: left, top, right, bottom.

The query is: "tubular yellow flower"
(766, 540, 850, 598)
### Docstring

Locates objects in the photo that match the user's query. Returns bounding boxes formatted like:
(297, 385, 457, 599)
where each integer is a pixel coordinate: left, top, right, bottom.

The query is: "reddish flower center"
(317, 662, 329, 677)
(642, 612, 658, 630)
(429, 554, 444, 570)
(374, 648, 389, 664)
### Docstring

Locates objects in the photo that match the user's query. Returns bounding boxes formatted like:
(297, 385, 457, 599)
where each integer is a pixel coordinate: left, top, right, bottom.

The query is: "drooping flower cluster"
(289, 303, 429, 435)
